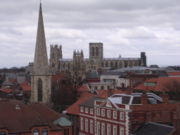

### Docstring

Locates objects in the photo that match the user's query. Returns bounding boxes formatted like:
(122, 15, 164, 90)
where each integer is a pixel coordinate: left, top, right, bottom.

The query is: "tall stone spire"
(31, 2, 51, 104)
(33, 2, 49, 75)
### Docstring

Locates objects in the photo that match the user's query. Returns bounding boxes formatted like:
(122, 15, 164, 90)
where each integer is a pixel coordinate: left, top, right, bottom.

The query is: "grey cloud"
(0, 0, 180, 67)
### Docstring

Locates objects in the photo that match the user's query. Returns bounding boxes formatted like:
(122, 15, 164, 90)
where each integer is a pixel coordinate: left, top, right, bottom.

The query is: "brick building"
(0, 100, 72, 135)
(79, 92, 180, 135)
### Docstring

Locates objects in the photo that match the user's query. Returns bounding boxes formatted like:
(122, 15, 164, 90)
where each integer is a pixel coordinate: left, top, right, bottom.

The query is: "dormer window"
(33, 129, 39, 135)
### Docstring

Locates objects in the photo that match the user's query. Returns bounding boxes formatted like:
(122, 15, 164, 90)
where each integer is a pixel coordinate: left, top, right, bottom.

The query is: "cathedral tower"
(50, 44, 62, 73)
(31, 3, 51, 104)
(89, 42, 103, 60)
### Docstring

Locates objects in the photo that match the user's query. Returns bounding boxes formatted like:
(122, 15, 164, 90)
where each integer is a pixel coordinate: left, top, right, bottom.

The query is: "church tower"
(31, 3, 51, 104)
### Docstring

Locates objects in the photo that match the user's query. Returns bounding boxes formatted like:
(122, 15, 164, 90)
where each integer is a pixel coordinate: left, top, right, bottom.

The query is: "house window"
(107, 124, 111, 135)
(101, 109, 105, 117)
(90, 108, 94, 115)
(107, 110, 111, 118)
(96, 108, 100, 116)
(42, 129, 48, 135)
(120, 112, 125, 121)
(113, 111, 117, 119)
(85, 118, 89, 132)
(80, 106, 84, 112)
(113, 125, 117, 135)
(33, 129, 39, 135)
(101, 123, 105, 135)
(97, 121, 101, 135)
(80, 117, 84, 131)
(120, 127, 125, 135)
(90, 120, 94, 134)
(85, 107, 89, 113)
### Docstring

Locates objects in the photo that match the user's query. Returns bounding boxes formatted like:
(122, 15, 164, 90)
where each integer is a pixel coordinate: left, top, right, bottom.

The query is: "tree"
(164, 80, 180, 101)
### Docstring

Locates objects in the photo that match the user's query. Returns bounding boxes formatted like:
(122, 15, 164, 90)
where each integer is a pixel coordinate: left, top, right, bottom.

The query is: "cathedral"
(49, 43, 146, 76)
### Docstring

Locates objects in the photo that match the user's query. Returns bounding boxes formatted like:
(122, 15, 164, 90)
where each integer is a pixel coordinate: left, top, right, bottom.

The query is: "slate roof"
(80, 97, 103, 108)
(133, 122, 174, 135)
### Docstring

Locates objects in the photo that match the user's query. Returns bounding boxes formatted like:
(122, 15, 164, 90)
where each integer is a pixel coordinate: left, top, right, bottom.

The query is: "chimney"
(141, 93, 148, 104)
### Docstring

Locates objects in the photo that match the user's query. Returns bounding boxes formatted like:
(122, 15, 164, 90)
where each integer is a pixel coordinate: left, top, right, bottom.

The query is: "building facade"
(78, 93, 180, 135)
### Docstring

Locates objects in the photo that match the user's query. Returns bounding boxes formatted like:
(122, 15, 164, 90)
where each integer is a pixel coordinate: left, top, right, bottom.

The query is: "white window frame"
(120, 111, 125, 121)
(113, 111, 117, 119)
(101, 109, 105, 117)
(107, 124, 111, 135)
(80, 106, 84, 113)
(97, 121, 101, 135)
(96, 108, 100, 116)
(107, 110, 111, 118)
(85, 118, 89, 132)
(113, 125, 117, 135)
(90, 119, 94, 134)
(101, 123, 105, 135)
(120, 126, 125, 135)
(90, 108, 94, 115)
(85, 107, 89, 114)
(80, 117, 84, 131)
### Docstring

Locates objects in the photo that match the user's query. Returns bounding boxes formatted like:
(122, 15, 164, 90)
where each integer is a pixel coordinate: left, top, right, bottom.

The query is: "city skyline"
(0, 0, 180, 68)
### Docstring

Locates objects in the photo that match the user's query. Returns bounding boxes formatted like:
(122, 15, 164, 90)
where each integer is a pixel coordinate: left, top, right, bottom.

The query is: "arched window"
(33, 129, 39, 135)
(42, 129, 48, 135)
(37, 78, 43, 102)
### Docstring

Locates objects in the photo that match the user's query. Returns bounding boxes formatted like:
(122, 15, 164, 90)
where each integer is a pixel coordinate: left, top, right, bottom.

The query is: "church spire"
(33, 2, 49, 75)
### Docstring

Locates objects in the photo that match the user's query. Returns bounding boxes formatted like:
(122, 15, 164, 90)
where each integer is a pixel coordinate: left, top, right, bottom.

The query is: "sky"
(0, 0, 180, 68)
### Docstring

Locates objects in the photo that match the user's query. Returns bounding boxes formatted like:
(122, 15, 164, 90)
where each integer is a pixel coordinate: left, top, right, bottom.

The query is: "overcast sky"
(0, 0, 179, 68)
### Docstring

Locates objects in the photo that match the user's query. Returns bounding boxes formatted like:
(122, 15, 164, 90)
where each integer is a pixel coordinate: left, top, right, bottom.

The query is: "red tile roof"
(97, 90, 131, 98)
(20, 82, 31, 92)
(66, 89, 128, 115)
(134, 77, 180, 92)
(167, 72, 180, 77)
(52, 73, 64, 81)
(66, 93, 94, 115)
(0, 100, 62, 132)
(0, 88, 13, 94)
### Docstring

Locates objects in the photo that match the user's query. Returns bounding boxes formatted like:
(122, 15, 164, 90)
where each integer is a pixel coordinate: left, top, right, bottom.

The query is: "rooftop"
(133, 122, 174, 135)
(108, 93, 162, 105)
(0, 100, 62, 132)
